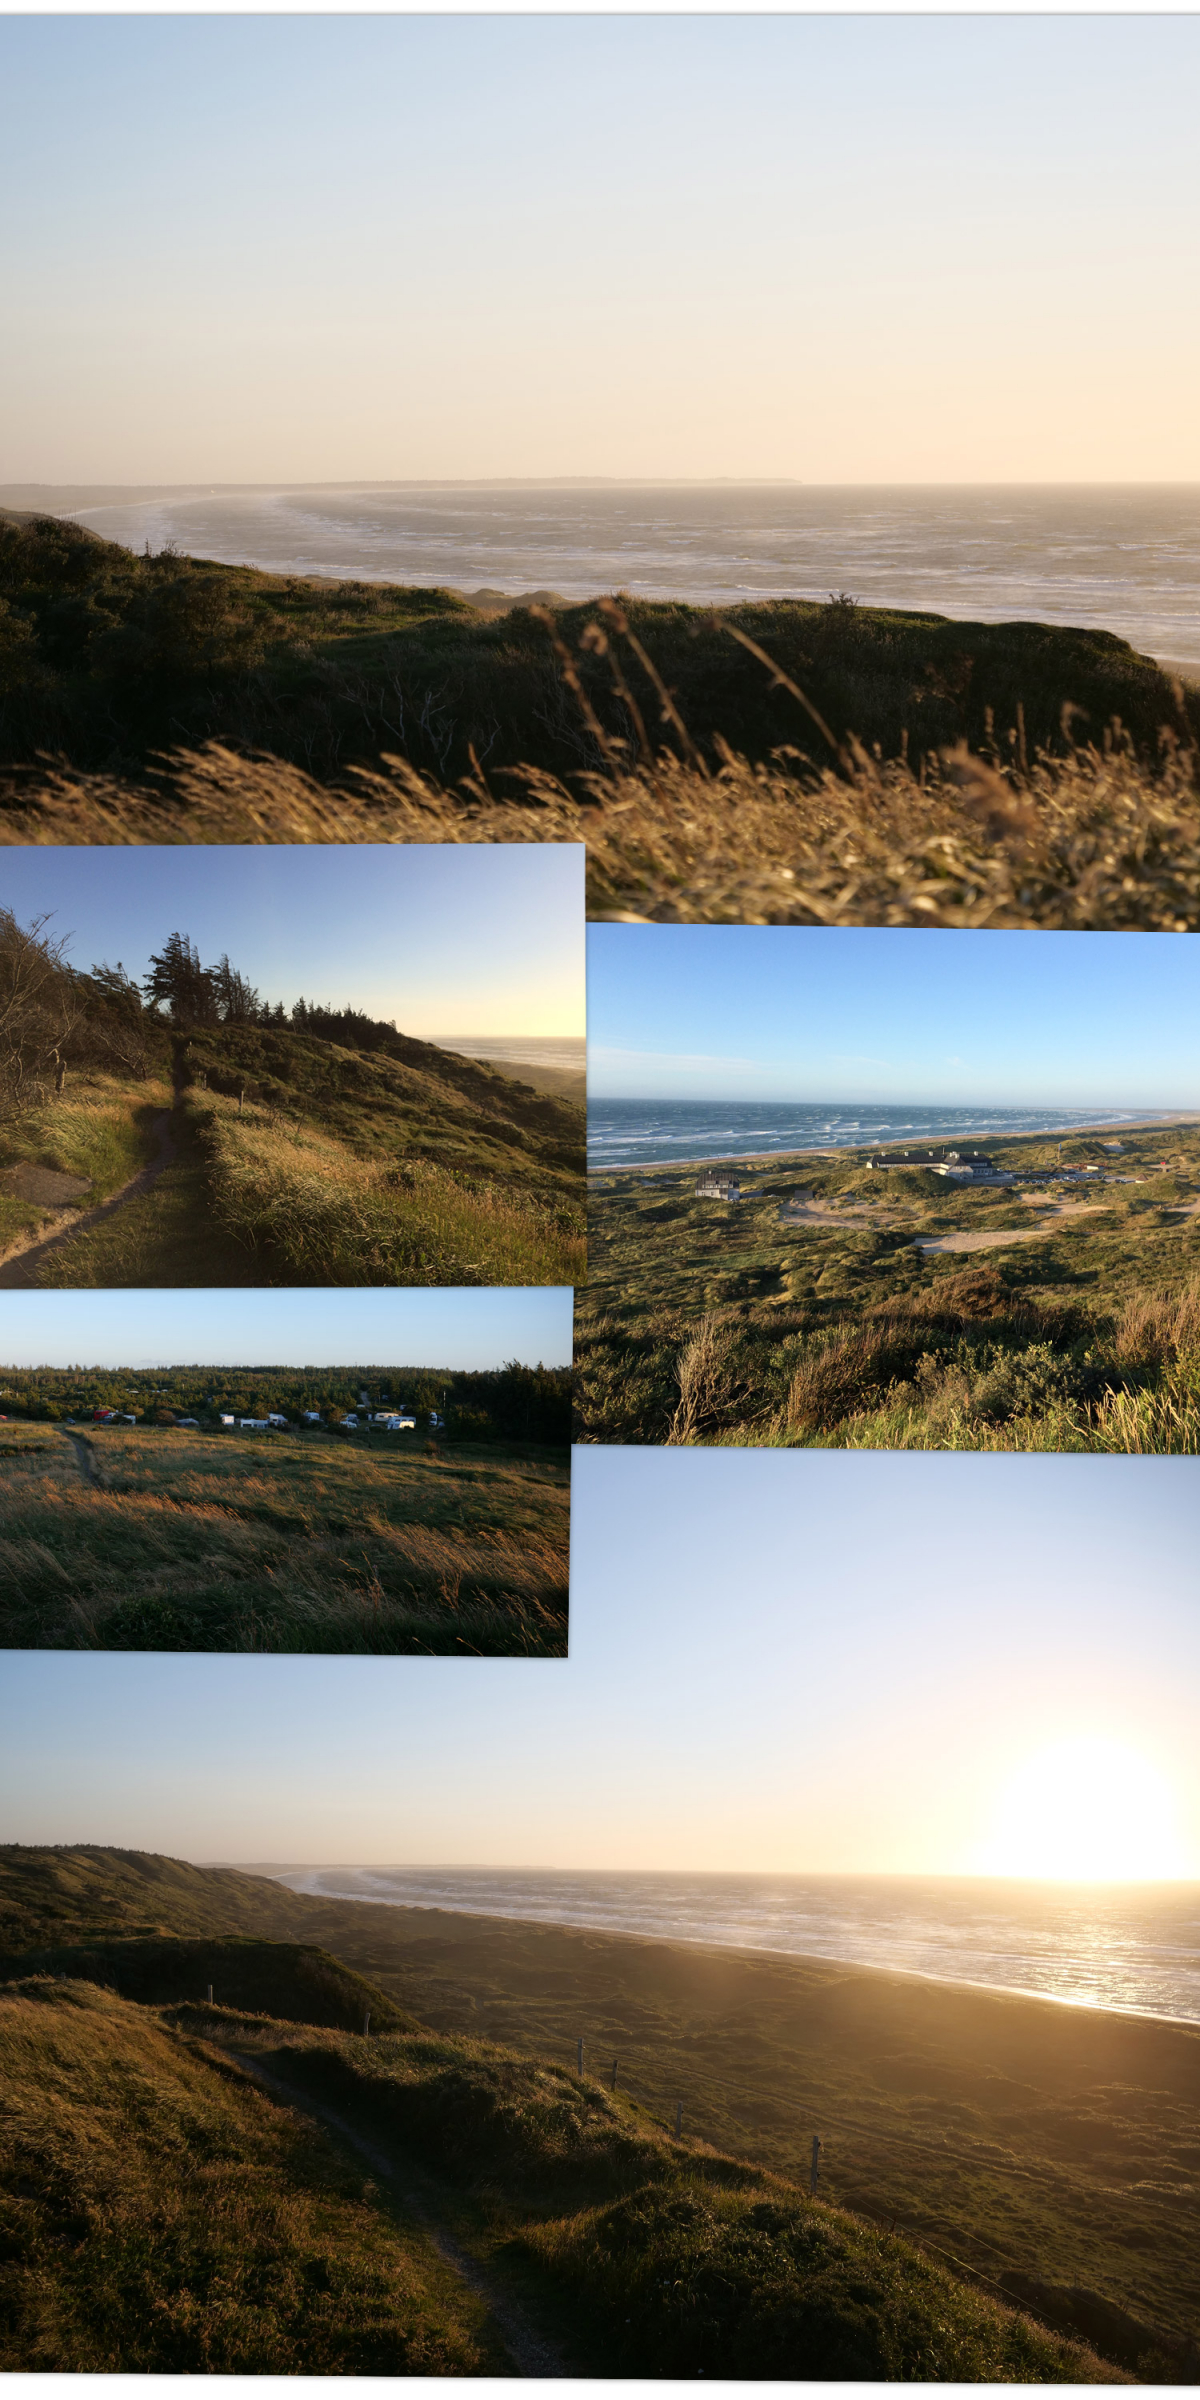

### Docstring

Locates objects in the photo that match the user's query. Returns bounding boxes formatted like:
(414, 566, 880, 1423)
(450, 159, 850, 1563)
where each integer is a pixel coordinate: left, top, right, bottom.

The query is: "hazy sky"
(2, 1451, 1196, 1878)
(2, 15, 1198, 482)
(0, 1287, 573, 1372)
(588, 927, 1200, 1104)
(2, 844, 584, 1038)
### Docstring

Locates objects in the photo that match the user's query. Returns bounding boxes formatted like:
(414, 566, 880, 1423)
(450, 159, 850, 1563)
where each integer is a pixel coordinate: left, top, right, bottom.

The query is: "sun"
(976, 1735, 1187, 1882)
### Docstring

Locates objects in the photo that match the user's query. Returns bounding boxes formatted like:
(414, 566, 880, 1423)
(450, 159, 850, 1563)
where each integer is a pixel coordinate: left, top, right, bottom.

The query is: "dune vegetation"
(0, 1969, 1127, 2383)
(2, 1847, 1195, 2381)
(2, 526, 1199, 931)
(0, 1422, 570, 1653)
(579, 1123, 1200, 1451)
(0, 911, 583, 1287)
(0, 1977, 502, 2374)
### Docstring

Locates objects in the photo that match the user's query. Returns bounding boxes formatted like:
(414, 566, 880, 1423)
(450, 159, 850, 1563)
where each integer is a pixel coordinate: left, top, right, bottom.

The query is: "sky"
(0, 1287, 573, 1373)
(1, 14, 1198, 483)
(2, 1449, 1197, 1880)
(587, 926, 1200, 1105)
(2, 844, 584, 1038)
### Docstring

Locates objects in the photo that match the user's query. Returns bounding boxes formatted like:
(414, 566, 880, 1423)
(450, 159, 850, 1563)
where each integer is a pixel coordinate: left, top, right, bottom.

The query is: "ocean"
(271, 1866, 1200, 2025)
(62, 482, 1200, 666)
(431, 1035, 585, 1073)
(587, 1100, 1176, 1173)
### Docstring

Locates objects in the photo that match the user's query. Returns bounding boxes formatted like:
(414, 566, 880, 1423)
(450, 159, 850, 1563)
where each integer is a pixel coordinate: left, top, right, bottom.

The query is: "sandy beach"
(589, 1113, 1200, 1177)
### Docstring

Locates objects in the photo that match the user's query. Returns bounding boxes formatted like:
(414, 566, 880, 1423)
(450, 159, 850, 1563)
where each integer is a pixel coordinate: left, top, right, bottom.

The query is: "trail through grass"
(0, 1977, 505, 2373)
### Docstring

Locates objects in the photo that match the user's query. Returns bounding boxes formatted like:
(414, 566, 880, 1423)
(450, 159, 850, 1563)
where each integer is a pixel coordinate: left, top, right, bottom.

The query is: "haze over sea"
(271, 1867, 1200, 2025)
(60, 483, 1200, 667)
(588, 1102, 1175, 1173)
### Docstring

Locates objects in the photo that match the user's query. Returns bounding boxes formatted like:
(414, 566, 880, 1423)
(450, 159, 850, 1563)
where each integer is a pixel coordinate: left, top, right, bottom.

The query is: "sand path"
(228, 2048, 565, 2377)
(0, 1104, 177, 1289)
(61, 1429, 102, 1486)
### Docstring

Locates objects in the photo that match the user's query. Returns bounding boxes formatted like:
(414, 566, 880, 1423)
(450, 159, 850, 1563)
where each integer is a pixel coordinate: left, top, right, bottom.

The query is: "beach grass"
(0, 1425, 569, 1654)
(579, 1121, 1200, 1451)
(187, 1086, 584, 1289)
(0, 1975, 500, 2374)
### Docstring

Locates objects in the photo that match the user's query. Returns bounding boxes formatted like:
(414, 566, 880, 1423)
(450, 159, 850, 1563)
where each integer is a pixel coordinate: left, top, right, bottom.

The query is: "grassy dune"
(0, 1849, 1193, 2378)
(0, 1425, 569, 1653)
(188, 1086, 582, 1287)
(174, 2001, 1126, 2382)
(0, 1022, 583, 1289)
(0, 1977, 500, 2373)
(580, 1123, 1200, 1451)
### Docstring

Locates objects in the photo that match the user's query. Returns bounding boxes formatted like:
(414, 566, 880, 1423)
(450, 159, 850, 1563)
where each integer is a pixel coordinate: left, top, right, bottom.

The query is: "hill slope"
(0, 1017, 583, 1287)
(0, 1961, 1124, 2381)
(1, 512, 1193, 786)
(0, 1976, 503, 2372)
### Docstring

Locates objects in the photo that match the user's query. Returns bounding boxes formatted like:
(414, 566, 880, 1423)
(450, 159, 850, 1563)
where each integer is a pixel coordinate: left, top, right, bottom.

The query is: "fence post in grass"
(675, 2101, 683, 2138)
(206, 1984, 213, 2004)
(363, 2007, 371, 2036)
(810, 2135, 822, 2195)
(577, 2036, 584, 2075)
(611, 2057, 618, 2091)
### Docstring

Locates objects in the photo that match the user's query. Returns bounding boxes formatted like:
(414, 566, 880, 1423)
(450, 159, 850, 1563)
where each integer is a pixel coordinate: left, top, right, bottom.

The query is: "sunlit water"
(432, 1035, 585, 1072)
(587, 1100, 1182, 1172)
(65, 484, 1200, 663)
(271, 1866, 1200, 2023)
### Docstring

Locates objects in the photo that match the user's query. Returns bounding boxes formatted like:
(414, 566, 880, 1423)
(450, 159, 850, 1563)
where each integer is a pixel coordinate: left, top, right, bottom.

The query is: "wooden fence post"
(206, 1984, 213, 2004)
(675, 2101, 683, 2138)
(363, 2007, 371, 2036)
(577, 2036, 584, 2075)
(810, 2135, 822, 2195)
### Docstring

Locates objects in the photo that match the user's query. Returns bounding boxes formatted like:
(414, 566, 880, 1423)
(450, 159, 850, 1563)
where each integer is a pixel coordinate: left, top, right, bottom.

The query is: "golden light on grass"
(977, 1736, 1187, 1882)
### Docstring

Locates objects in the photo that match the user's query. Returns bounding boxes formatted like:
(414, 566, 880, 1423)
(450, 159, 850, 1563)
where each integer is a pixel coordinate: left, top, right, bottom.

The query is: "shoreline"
(587, 1110, 1200, 1177)
(269, 1874, 1200, 2031)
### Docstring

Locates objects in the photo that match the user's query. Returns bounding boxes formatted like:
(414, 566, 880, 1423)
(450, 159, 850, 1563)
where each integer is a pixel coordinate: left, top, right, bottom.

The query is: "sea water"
(62, 483, 1200, 665)
(270, 1865, 1200, 2024)
(586, 1100, 1178, 1173)
(432, 1035, 585, 1073)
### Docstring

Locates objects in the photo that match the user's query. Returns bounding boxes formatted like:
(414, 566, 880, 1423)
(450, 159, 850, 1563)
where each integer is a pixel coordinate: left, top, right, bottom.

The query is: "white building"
(695, 1173, 741, 1202)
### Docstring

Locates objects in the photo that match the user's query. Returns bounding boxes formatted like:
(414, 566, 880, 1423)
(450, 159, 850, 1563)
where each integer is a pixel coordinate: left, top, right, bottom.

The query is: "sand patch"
(0, 1163, 92, 1205)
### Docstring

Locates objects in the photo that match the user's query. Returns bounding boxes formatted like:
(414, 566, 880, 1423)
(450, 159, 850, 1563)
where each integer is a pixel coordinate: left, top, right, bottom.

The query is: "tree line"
(0, 1359, 571, 1446)
(0, 908, 405, 1127)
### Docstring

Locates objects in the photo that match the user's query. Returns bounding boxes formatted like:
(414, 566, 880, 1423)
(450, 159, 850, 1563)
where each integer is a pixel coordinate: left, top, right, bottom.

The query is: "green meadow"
(0, 1423, 569, 1654)
(580, 1121, 1200, 1451)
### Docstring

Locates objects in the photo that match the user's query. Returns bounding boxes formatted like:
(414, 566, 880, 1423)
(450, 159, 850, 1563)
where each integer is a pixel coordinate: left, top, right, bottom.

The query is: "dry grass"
(0, 1426, 569, 1654)
(188, 1087, 583, 1287)
(3, 727, 1200, 928)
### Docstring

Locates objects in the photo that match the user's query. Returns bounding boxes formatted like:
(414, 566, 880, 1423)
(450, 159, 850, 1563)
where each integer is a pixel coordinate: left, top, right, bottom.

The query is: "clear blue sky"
(0, 1287, 572, 1372)
(1, 15, 1197, 481)
(588, 927, 1200, 1106)
(2, 1451, 1196, 1877)
(2, 845, 584, 1037)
